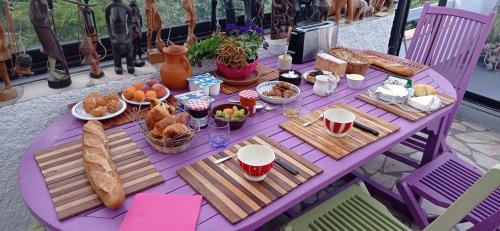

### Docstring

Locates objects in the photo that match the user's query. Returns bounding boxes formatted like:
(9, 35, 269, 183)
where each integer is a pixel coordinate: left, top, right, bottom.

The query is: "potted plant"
(188, 22, 268, 80)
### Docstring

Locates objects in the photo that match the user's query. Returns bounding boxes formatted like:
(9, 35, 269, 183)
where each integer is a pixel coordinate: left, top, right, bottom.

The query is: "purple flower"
(226, 24, 237, 33)
(255, 27, 264, 36)
(263, 41, 269, 50)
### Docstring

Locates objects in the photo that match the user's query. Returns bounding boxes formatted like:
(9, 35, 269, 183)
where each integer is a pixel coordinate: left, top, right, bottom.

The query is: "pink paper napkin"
(119, 193, 203, 231)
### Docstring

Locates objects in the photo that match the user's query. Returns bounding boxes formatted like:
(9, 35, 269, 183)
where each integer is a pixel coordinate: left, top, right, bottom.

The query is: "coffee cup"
(323, 109, 355, 137)
(237, 144, 275, 181)
(346, 74, 365, 89)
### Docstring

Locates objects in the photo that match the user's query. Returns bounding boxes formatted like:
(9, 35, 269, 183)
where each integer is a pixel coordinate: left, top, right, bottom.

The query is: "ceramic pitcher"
(160, 45, 192, 90)
(313, 74, 340, 96)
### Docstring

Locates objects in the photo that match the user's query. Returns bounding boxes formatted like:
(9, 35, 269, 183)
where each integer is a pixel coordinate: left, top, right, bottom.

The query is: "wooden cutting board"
(34, 130, 164, 220)
(356, 92, 456, 122)
(177, 135, 323, 224)
(280, 103, 400, 160)
(215, 64, 279, 94)
(358, 50, 429, 77)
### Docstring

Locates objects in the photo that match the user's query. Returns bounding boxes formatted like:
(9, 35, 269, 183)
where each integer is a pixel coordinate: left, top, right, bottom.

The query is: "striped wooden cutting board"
(177, 135, 323, 224)
(356, 92, 456, 122)
(215, 64, 279, 94)
(34, 130, 164, 220)
(280, 103, 400, 160)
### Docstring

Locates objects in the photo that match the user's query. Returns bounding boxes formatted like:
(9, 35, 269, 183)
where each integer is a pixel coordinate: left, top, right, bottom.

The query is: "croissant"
(162, 123, 191, 140)
(153, 114, 177, 134)
(146, 103, 171, 130)
(175, 112, 189, 124)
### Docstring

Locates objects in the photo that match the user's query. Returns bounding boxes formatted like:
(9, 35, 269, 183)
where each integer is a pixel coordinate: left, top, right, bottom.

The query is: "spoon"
(213, 154, 236, 164)
(264, 104, 275, 111)
(303, 114, 323, 127)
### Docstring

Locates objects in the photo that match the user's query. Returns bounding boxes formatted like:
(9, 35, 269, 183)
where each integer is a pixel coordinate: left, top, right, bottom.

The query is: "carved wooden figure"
(181, 0, 197, 46)
(0, 21, 17, 101)
(255, 0, 265, 27)
(312, 0, 329, 22)
(105, 0, 135, 74)
(81, 0, 105, 79)
(129, 0, 145, 67)
(372, 0, 392, 13)
(352, 0, 373, 21)
(145, 0, 164, 63)
(223, 0, 237, 24)
(210, 0, 219, 32)
(29, 0, 72, 89)
(327, 0, 354, 23)
(271, 0, 294, 40)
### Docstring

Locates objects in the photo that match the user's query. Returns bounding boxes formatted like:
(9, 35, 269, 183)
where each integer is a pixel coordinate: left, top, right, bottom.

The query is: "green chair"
(282, 164, 500, 231)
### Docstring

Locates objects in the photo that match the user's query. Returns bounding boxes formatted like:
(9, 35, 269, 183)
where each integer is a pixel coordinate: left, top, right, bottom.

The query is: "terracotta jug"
(160, 45, 192, 90)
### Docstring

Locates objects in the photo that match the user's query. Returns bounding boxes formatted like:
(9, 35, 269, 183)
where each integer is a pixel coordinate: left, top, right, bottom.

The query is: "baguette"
(82, 121, 125, 209)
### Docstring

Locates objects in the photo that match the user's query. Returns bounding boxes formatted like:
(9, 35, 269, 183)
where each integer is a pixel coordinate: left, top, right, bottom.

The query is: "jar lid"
(187, 99, 209, 111)
(239, 90, 258, 99)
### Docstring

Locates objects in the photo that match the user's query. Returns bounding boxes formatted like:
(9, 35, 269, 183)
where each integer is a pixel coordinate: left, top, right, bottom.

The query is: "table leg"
(421, 114, 449, 166)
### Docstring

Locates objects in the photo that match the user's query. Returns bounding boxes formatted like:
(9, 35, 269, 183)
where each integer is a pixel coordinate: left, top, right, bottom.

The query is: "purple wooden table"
(18, 56, 457, 231)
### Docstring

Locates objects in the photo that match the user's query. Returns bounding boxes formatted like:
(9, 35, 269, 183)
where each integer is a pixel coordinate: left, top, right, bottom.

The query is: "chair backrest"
(424, 164, 500, 231)
(406, 3, 496, 102)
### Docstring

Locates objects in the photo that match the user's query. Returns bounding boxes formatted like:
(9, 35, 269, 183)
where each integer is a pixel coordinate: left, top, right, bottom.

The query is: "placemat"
(358, 50, 429, 77)
(356, 92, 456, 122)
(214, 64, 279, 94)
(280, 103, 400, 160)
(177, 135, 323, 224)
(34, 130, 165, 220)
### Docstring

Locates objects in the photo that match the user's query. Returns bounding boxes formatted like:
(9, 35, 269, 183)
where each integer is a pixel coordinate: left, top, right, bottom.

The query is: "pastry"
(82, 121, 125, 209)
(87, 92, 102, 99)
(83, 97, 98, 113)
(105, 93, 120, 102)
(162, 123, 192, 140)
(153, 114, 177, 133)
(106, 100, 121, 113)
(90, 106, 107, 117)
(146, 102, 171, 130)
(413, 84, 436, 97)
(175, 112, 189, 124)
(95, 96, 108, 107)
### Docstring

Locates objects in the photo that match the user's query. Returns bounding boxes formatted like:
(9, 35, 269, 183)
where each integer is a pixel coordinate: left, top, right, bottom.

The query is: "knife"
(353, 121, 379, 136)
(275, 158, 299, 175)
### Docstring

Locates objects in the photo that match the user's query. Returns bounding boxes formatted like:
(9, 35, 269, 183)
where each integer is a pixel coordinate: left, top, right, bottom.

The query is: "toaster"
(287, 21, 338, 64)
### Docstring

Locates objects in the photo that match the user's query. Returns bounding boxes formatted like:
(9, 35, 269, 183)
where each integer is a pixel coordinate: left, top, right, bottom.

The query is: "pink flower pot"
(216, 57, 259, 80)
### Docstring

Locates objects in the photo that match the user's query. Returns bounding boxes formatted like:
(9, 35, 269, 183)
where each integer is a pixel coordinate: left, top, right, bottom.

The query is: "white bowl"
(256, 81, 301, 105)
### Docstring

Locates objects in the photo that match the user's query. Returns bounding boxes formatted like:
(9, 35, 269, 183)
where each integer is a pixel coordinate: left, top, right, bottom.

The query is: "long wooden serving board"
(215, 64, 279, 94)
(34, 130, 164, 220)
(280, 103, 400, 160)
(177, 135, 323, 224)
(356, 92, 456, 122)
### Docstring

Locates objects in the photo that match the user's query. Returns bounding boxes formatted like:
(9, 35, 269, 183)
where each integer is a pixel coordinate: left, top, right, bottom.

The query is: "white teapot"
(313, 74, 340, 96)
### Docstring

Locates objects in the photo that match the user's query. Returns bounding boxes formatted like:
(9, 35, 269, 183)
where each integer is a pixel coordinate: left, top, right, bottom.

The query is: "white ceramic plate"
(256, 81, 301, 105)
(302, 70, 333, 84)
(71, 99, 127, 121)
(121, 86, 170, 106)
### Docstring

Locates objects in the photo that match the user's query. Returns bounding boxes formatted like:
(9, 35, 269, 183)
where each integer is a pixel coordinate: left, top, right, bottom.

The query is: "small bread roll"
(83, 97, 98, 113)
(106, 100, 121, 113)
(90, 106, 108, 117)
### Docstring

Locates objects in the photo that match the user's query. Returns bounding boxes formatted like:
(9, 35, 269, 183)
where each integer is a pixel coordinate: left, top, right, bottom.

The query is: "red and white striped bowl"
(323, 109, 356, 137)
(237, 144, 275, 181)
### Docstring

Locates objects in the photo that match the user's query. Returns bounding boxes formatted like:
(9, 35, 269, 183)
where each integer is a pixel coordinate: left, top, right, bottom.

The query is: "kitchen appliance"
(287, 21, 338, 64)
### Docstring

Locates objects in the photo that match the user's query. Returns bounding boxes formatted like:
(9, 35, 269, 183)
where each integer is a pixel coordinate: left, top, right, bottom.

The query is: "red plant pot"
(216, 57, 259, 80)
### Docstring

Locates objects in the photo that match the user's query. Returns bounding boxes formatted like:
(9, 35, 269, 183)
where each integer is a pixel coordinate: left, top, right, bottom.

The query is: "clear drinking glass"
(283, 94, 302, 117)
(208, 118, 230, 148)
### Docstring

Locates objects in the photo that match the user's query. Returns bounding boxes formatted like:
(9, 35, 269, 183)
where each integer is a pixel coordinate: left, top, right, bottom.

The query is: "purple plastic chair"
(384, 3, 496, 168)
(397, 151, 500, 230)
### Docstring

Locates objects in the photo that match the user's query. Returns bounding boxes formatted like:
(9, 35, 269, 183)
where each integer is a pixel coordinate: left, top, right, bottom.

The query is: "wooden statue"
(105, 0, 135, 74)
(145, 0, 164, 64)
(181, 0, 197, 46)
(255, 0, 265, 27)
(29, 0, 72, 89)
(129, 0, 145, 67)
(271, 0, 294, 40)
(311, 0, 329, 22)
(0, 21, 16, 101)
(223, 0, 237, 24)
(372, 0, 393, 13)
(327, 0, 354, 23)
(352, 0, 373, 21)
(210, 0, 219, 32)
(80, 0, 105, 79)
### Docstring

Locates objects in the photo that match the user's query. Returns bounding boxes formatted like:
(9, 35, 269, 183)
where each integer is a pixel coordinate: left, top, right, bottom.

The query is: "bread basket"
(132, 103, 197, 154)
(329, 46, 371, 75)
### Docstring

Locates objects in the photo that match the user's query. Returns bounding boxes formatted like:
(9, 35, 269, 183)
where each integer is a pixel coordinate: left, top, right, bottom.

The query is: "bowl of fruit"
(211, 104, 249, 131)
(122, 79, 170, 106)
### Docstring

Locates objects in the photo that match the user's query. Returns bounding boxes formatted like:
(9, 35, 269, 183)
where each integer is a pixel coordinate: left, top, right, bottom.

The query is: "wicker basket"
(315, 53, 347, 76)
(132, 106, 197, 154)
(329, 46, 371, 75)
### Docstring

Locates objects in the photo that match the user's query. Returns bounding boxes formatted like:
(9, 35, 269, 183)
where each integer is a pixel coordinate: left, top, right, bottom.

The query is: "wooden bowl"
(330, 46, 371, 75)
(211, 104, 249, 131)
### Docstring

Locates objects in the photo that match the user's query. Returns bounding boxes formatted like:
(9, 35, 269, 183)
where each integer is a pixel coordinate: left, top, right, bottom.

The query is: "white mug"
(346, 74, 365, 89)
(313, 74, 339, 96)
